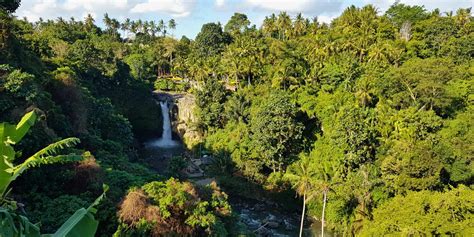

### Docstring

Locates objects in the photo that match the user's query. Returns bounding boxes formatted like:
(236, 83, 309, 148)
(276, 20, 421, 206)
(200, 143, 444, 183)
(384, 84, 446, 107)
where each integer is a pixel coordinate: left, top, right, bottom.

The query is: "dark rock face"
(126, 90, 162, 140)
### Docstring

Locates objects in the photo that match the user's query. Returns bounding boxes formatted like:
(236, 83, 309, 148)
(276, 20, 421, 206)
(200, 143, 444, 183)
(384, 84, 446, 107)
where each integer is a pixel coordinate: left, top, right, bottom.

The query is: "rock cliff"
(154, 91, 202, 148)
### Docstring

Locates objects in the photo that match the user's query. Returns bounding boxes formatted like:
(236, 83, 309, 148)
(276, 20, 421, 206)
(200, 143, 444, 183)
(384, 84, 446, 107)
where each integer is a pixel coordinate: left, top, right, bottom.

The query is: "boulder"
(266, 221, 280, 229)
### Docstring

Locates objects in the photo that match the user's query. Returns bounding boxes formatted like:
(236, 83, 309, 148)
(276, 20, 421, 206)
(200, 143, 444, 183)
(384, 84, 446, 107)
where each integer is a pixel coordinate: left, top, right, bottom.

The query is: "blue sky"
(16, 0, 474, 39)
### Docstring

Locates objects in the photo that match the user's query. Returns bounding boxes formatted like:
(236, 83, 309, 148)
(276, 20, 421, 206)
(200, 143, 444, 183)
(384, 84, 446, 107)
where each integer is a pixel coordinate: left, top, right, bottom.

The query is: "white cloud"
(216, 0, 226, 7)
(130, 0, 196, 17)
(245, 0, 344, 14)
(14, 0, 474, 38)
(17, 0, 130, 22)
(317, 14, 336, 23)
(402, 0, 473, 12)
(363, 0, 474, 13)
(64, 0, 128, 12)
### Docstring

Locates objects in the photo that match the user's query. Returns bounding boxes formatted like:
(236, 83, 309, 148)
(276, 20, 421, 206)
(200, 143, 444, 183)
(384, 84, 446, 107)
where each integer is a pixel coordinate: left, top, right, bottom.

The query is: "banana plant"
(0, 111, 82, 197)
(0, 110, 107, 237)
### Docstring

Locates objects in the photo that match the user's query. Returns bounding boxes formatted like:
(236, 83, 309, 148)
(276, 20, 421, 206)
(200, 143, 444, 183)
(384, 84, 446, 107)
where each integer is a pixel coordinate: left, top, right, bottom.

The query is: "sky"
(16, 0, 474, 39)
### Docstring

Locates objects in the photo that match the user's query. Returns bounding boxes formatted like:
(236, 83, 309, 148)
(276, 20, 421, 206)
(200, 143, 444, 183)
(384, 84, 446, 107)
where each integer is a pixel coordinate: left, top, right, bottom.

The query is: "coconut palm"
(276, 12, 292, 40)
(313, 159, 339, 237)
(262, 13, 277, 37)
(285, 156, 315, 237)
(168, 19, 177, 36)
(149, 20, 157, 37)
(293, 13, 307, 37)
(121, 18, 131, 37)
(159, 19, 166, 37)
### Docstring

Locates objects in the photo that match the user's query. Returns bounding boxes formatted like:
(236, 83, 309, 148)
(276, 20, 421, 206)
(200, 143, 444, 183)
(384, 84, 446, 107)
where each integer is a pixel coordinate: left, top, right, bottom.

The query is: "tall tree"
(250, 91, 304, 172)
(285, 156, 315, 237)
(0, 0, 20, 13)
(195, 22, 230, 56)
(168, 19, 176, 36)
(159, 19, 166, 37)
(293, 13, 307, 37)
(262, 13, 277, 37)
(276, 11, 292, 40)
(224, 12, 250, 35)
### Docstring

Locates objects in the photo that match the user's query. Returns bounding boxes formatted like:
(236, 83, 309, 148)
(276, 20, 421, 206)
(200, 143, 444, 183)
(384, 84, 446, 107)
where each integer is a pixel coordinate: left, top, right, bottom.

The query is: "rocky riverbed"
(229, 196, 335, 237)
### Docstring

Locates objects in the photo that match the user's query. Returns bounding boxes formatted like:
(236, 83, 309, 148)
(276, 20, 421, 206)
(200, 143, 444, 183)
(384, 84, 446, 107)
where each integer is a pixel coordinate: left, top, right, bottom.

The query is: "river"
(142, 100, 334, 236)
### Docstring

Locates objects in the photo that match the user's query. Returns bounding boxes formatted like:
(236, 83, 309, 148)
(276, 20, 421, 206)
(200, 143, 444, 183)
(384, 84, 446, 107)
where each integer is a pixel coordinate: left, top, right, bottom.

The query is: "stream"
(142, 100, 334, 237)
(142, 140, 334, 237)
(229, 196, 333, 237)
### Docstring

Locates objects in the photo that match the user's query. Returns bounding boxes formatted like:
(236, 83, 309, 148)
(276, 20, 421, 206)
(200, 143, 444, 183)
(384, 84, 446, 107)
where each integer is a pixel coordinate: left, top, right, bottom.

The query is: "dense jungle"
(0, 0, 473, 236)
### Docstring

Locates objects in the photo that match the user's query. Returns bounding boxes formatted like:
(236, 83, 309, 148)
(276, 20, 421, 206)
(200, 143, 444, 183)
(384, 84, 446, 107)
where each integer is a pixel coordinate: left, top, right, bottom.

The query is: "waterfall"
(145, 101, 178, 148)
(160, 101, 173, 142)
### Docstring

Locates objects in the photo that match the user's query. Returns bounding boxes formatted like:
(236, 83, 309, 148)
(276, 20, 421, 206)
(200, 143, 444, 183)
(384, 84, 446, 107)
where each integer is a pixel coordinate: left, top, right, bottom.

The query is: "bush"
(117, 178, 232, 236)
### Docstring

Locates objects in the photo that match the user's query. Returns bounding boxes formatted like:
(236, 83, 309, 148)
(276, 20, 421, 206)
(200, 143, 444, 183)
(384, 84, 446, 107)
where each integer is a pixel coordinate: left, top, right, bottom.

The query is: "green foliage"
(0, 111, 106, 237)
(195, 78, 228, 130)
(47, 185, 108, 237)
(1, 3, 473, 236)
(1, 68, 37, 101)
(154, 78, 187, 91)
(383, 58, 458, 114)
(250, 91, 304, 172)
(437, 106, 474, 184)
(0, 111, 80, 196)
(0, 206, 40, 237)
(0, 0, 20, 13)
(224, 13, 251, 34)
(28, 195, 89, 233)
(167, 156, 187, 179)
(195, 22, 231, 56)
(361, 185, 474, 236)
(117, 178, 232, 236)
(385, 2, 429, 27)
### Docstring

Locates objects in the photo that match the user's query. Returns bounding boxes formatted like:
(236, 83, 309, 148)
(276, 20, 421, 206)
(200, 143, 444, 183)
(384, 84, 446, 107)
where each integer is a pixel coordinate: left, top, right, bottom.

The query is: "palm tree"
(159, 19, 166, 37)
(111, 18, 120, 38)
(143, 21, 150, 35)
(262, 14, 277, 37)
(455, 8, 471, 31)
(84, 14, 95, 33)
(285, 156, 315, 237)
(137, 19, 143, 33)
(149, 20, 157, 37)
(163, 37, 177, 70)
(168, 19, 176, 36)
(122, 18, 131, 37)
(293, 13, 307, 37)
(314, 160, 338, 237)
(130, 20, 138, 34)
(277, 12, 292, 40)
(308, 17, 320, 35)
(103, 13, 111, 34)
(317, 180, 330, 237)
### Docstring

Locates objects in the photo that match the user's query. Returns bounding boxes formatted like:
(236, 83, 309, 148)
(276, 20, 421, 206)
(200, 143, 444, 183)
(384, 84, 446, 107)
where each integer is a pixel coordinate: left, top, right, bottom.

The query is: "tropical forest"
(0, 0, 473, 236)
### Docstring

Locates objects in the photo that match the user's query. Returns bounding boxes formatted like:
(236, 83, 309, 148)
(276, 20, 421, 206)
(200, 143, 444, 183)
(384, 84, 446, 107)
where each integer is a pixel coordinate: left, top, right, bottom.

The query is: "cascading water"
(145, 101, 178, 148)
(160, 101, 173, 142)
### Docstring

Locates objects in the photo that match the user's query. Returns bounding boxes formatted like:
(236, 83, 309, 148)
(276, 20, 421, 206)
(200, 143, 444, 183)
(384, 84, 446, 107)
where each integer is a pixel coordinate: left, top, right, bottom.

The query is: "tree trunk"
(299, 192, 306, 237)
(321, 191, 327, 237)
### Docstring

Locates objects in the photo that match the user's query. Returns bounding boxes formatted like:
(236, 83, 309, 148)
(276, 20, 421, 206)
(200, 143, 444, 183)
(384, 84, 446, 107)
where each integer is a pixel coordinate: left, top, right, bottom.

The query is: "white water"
(145, 101, 179, 148)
